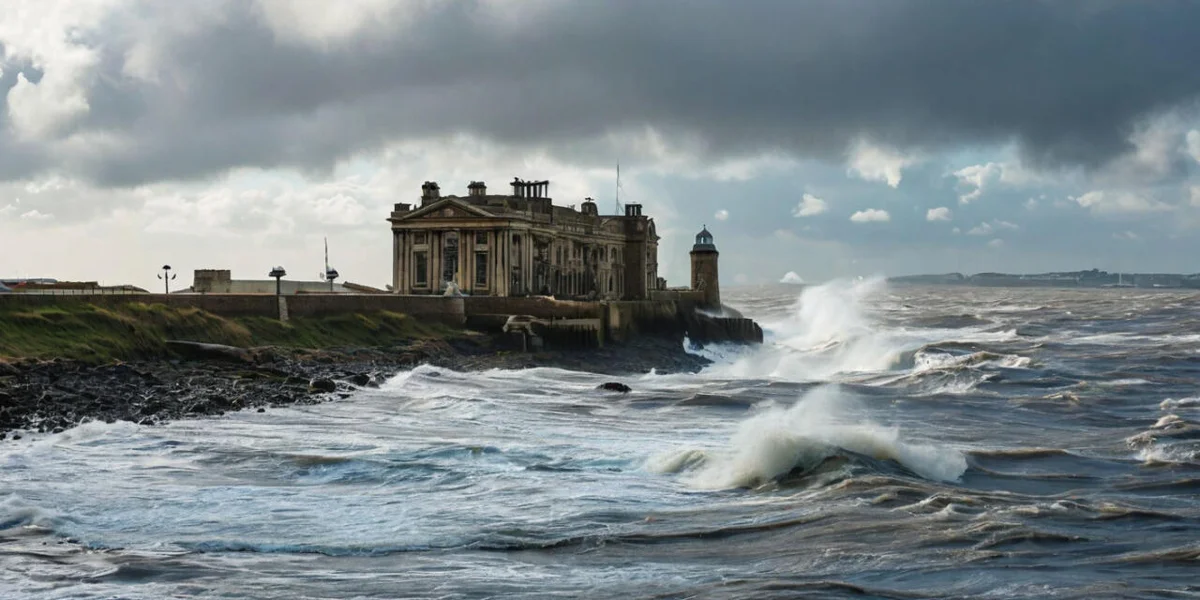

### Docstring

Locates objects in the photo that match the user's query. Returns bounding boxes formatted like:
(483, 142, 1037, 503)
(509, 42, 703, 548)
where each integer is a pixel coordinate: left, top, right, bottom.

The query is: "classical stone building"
(388, 179, 660, 299)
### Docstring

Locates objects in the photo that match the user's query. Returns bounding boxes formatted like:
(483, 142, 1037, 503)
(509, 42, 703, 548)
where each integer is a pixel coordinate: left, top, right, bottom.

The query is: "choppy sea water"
(4, 280, 1200, 599)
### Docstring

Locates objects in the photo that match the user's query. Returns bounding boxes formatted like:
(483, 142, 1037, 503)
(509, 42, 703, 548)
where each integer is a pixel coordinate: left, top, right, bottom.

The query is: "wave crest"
(650, 385, 967, 489)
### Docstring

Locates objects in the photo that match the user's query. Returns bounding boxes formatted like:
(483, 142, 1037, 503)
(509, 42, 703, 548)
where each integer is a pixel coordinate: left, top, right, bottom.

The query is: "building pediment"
(391, 197, 495, 223)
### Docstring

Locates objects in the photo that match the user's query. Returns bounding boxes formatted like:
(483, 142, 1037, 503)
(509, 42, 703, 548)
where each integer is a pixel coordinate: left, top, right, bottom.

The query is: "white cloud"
(793, 193, 827, 217)
(19, 209, 54, 221)
(849, 208, 890, 223)
(714, 209, 729, 221)
(773, 228, 798, 241)
(0, 0, 121, 141)
(1188, 130, 1200, 165)
(846, 139, 917, 188)
(951, 160, 1044, 204)
(1073, 190, 1170, 215)
(953, 162, 1002, 204)
(779, 271, 804, 284)
(733, 273, 749, 285)
(967, 220, 1018, 236)
(1024, 197, 1039, 210)
(987, 238, 1004, 248)
(1190, 185, 1200, 207)
(926, 206, 952, 221)
(1113, 230, 1140, 241)
(254, 0, 415, 47)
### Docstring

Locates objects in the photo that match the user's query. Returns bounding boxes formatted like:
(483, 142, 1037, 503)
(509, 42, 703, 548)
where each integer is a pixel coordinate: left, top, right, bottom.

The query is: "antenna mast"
(615, 162, 621, 215)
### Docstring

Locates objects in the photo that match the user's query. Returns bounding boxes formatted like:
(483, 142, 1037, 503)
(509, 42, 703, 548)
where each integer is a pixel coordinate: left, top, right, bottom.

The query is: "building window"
(414, 251, 428, 286)
(475, 231, 488, 246)
(414, 232, 428, 245)
(443, 232, 459, 285)
(475, 252, 488, 287)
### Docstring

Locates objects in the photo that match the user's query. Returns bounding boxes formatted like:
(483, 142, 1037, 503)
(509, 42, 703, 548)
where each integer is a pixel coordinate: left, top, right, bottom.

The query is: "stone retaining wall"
(0, 293, 763, 347)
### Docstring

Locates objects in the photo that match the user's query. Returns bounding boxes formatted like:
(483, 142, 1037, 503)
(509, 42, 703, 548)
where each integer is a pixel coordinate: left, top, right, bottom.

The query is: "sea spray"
(704, 277, 909, 380)
(650, 385, 967, 489)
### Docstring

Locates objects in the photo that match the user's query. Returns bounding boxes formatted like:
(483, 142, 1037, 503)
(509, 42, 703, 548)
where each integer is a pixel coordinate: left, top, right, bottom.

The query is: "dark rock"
(257, 408, 266, 413)
(11, 433, 20, 440)
(598, 382, 632, 393)
(310, 379, 337, 393)
(348, 373, 371, 387)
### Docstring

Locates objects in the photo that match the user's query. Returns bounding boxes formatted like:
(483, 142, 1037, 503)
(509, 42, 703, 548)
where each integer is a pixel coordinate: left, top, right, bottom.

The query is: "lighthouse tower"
(690, 225, 720, 310)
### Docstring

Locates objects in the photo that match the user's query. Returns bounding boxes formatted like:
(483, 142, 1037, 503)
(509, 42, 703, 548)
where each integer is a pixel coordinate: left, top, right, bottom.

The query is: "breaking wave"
(649, 385, 967, 489)
(701, 277, 911, 380)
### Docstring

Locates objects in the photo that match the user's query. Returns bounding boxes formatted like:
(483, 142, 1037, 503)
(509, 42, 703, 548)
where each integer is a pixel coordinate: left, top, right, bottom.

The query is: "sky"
(3, 0, 1200, 291)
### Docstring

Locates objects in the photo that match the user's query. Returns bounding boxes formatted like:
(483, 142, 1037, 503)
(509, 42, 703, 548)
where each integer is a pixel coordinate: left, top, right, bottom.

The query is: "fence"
(0, 288, 150, 296)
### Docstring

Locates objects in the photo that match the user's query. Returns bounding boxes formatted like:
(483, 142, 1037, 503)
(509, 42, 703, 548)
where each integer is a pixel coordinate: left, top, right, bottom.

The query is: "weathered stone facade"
(388, 179, 660, 299)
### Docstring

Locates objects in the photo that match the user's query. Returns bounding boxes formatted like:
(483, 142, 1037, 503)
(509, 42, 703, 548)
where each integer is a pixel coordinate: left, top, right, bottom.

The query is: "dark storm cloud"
(4, 0, 1200, 186)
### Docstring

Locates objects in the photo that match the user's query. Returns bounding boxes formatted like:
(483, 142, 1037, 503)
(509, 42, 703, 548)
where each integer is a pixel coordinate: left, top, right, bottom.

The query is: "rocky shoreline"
(0, 335, 712, 440)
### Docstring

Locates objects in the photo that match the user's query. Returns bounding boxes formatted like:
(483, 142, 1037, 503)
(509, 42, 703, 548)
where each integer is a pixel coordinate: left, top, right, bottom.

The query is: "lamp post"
(269, 266, 287, 296)
(157, 265, 176, 294)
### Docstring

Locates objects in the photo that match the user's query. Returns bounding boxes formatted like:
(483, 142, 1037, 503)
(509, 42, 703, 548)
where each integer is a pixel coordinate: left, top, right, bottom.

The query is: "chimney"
(468, 181, 487, 197)
(421, 181, 440, 202)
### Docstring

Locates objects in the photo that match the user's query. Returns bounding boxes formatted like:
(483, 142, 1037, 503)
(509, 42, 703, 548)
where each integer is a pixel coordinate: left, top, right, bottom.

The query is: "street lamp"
(269, 266, 287, 296)
(157, 264, 176, 294)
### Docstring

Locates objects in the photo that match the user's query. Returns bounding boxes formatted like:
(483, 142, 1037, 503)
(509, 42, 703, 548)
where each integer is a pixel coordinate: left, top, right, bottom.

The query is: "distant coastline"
(888, 269, 1200, 289)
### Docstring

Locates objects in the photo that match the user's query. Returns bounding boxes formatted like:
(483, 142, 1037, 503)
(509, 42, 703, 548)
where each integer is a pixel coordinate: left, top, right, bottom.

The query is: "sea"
(3, 279, 1199, 599)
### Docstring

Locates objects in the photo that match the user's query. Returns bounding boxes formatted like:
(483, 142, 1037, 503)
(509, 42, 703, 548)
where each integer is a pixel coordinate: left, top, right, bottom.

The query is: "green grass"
(0, 301, 462, 362)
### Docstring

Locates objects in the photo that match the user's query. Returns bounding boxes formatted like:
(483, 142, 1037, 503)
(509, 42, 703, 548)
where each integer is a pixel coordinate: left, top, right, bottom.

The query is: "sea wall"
(0, 293, 762, 347)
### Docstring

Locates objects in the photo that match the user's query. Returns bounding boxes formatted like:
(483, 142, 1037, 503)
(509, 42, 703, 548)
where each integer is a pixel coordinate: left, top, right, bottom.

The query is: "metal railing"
(0, 288, 150, 296)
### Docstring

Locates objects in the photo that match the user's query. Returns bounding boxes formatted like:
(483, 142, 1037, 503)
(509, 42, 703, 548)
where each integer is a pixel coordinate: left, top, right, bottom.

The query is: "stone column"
(501, 229, 511, 296)
(392, 231, 400, 293)
(522, 234, 531, 294)
(491, 229, 499, 296)
(436, 230, 446, 294)
(455, 228, 464, 291)
(400, 232, 410, 294)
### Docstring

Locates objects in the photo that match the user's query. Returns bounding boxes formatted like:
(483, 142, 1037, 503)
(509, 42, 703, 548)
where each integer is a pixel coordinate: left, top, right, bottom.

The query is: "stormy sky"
(3, 0, 1200, 290)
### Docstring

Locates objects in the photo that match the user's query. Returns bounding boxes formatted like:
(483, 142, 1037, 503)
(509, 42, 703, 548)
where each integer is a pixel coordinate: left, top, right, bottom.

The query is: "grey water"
(3, 279, 1199, 599)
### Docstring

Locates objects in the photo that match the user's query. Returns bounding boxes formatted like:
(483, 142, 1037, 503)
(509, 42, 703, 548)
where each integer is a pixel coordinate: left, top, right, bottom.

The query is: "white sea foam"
(0, 495, 61, 531)
(1160, 397, 1200, 410)
(702, 277, 915, 381)
(650, 385, 967, 489)
(704, 277, 1013, 383)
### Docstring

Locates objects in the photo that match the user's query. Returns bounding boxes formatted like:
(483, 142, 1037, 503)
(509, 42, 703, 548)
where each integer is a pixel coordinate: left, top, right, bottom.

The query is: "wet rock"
(598, 382, 632, 393)
(309, 379, 337, 393)
(347, 373, 372, 387)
